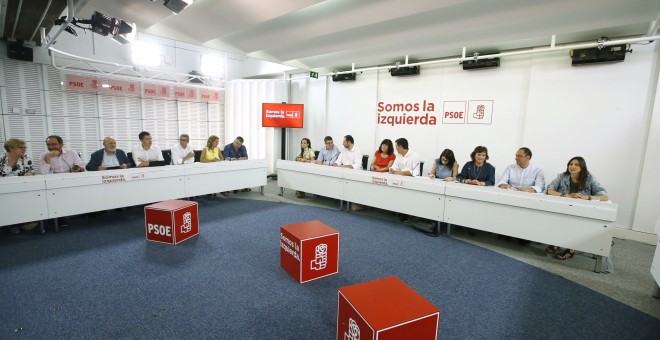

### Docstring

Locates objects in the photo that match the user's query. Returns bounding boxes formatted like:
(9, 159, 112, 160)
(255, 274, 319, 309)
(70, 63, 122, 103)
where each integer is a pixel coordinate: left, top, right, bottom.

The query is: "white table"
(184, 160, 267, 197)
(0, 175, 48, 233)
(444, 183, 617, 271)
(1, 160, 267, 233)
(276, 160, 619, 272)
(342, 170, 446, 221)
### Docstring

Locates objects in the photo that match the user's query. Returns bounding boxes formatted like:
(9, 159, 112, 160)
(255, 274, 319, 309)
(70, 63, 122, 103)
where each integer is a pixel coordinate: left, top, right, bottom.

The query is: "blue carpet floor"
(1, 198, 659, 339)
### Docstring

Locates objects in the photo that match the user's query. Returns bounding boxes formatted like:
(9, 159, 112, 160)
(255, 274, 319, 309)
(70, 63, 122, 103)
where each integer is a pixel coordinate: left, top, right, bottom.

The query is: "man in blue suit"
(86, 136, 131, 171)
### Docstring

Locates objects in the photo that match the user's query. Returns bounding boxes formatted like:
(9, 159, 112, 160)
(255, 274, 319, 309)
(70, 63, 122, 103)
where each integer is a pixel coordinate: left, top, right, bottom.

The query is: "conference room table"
(276, 160, 618, 272)
(1, 159, 267, 232)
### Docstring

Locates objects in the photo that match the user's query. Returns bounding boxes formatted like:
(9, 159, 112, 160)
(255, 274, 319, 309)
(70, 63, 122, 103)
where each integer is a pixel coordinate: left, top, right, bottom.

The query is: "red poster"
(174, 87, 187, 99)
(66, 75, 100, 93)
(144, 83, 158, 97)
(262, 103, 304, 128)
(186, 88, 197, 100)
(158, 85, 170, 98)
(200, 89, 211, 101)
(125, 81, 138, 95)
(105, 79, 125, 95)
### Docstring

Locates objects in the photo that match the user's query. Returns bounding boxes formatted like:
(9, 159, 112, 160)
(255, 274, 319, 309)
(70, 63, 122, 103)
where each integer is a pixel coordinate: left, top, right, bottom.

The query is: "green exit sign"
(310, 71, 319, 79)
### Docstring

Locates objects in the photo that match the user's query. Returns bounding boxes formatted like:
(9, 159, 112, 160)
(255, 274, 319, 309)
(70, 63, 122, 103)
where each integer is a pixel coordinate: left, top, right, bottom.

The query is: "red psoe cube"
(280, 220, 339, 283)
(145, 200, 199, 245)
(337, 276, 440, 340)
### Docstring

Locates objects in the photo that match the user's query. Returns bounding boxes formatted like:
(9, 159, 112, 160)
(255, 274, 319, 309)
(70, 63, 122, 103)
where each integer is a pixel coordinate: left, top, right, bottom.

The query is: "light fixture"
(163, 0, 192, 14)
(132, 40, 161, 67)
(53, 11, 136, 45)
(201, 54, 224, 78)
(112, 21, 137, 45)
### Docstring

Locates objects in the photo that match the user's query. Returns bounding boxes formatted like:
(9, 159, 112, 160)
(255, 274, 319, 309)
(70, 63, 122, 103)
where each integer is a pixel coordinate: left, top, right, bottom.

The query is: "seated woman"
(295, 138, 316, 198)
(429, 148, 458, 181)
(1, 138, 37, 234)
(201, 135, 224, 163)
(369, 139, 396, 172)
(545, 156, 609, 260)
(457, 146, 495, 186)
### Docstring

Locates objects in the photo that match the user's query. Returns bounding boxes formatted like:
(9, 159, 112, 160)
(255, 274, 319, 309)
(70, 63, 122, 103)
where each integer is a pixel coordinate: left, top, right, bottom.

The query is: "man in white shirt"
(332, 135, 362, 169)
(497, 147, 545, 193)
(171, 134, 195, 165)
(389, 138, 420, 176)
(132, 131, 164, 167)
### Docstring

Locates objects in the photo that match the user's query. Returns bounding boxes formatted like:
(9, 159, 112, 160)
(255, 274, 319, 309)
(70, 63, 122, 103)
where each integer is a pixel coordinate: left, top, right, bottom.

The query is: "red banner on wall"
(66, 75, 100, 93)
(200, 89, 221, 102)
(143, 84, 170, 98)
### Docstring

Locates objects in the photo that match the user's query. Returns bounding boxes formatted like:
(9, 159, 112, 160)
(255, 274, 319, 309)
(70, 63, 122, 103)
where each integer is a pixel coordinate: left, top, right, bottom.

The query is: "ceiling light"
(132, 40, 161, 67)
(201, 54, 224, 78)
(163, 0, 192, 14)
(112, 21, 137, 45)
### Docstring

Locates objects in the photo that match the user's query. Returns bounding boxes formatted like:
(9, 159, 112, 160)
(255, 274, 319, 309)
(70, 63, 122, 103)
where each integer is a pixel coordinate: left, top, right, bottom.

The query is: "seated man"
(389, 138, 421, 224)
(332, 135, 362, 169)
(314, 136, 340, 165)
(223, 136, 248, 161)
(497, 147, 545, 244)
(132, 131, 164, 167)
(40, 135, 85, 174)
(86, 136, 131, 171)
(171, 134, 195, 165)
(223, 136, 250, 192)
(497, 147, 545, 193)
(40, 135, 85, 228)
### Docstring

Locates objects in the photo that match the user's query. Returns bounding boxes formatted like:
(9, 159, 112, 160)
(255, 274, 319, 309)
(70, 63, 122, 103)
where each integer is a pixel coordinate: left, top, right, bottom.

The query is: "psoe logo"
(344, 318, 360, 340)
(310, 243, 328, 270)
(181, 212, 192, 234)
(467, 100, 494, 124)
(285, 111, 299, 118)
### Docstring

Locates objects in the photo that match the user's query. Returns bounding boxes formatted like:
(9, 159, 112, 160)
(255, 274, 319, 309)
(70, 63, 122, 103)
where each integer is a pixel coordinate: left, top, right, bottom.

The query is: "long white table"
(0, 175, 49, 233)
(276, 160, 618, 272)
(1, 160, 267, 231)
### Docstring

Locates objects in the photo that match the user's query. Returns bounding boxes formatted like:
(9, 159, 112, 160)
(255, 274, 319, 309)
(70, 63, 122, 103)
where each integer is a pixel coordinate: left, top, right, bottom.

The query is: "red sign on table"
(280, 220, 339, 283)
(144, 200, 199, 245)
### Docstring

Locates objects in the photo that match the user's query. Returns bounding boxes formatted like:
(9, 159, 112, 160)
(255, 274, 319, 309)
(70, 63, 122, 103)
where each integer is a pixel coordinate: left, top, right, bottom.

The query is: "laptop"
(148, 160, 169, 167)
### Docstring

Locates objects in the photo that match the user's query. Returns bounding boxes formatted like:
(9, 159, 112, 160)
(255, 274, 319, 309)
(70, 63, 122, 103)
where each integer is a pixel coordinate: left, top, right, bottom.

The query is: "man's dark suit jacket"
(86, 149, 132, 171)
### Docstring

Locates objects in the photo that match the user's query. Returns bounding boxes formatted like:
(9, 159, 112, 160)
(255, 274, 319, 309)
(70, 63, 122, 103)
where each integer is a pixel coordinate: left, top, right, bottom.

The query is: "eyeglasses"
(180, 139, 189, 142)
(18, 146, 27, 149)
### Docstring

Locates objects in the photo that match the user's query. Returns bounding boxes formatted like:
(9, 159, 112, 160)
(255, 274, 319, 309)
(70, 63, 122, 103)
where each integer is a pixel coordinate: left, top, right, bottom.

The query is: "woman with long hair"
(429, 148, 458, 181)
(295, 138, 316, 198)
(369, 139, 395, 172)
(295, 138, 315, 163)
(201, 135, 224, 163)
(545, 156, 608, 260)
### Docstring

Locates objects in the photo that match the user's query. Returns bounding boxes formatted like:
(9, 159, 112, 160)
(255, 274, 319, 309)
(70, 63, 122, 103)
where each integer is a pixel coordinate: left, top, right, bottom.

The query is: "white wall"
(285, 44, 660, 233)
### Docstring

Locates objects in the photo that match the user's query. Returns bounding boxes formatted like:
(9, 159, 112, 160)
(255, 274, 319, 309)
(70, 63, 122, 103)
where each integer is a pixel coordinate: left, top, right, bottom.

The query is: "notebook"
(148, 160, 169, 167)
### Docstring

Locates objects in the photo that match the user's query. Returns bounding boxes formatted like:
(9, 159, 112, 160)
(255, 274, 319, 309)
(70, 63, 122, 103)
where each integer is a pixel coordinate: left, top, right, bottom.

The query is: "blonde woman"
(201, 135, 224, 163)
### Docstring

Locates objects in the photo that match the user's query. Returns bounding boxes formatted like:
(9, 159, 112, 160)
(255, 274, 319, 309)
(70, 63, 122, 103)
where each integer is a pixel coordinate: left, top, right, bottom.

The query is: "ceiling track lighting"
(155, 0, 192, 14)
(53, 11, 136, 45)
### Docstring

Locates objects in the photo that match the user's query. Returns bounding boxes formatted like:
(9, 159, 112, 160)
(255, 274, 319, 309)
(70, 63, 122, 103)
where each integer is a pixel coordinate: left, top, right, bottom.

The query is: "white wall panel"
(178, 101, 208, 121)
(178, 120, 208, 142)
(143, 119, 179, 141)
(142, 98, 178, 120)
(99, 96, 141, 120)
(100, 118, 142, 143)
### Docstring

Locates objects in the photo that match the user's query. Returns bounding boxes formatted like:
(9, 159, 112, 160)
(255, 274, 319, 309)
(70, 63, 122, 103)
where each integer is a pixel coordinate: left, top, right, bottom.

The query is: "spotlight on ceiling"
(90, 11, 119, 36)
(112, 21, 137, 45)
(163, 0, 192, 14)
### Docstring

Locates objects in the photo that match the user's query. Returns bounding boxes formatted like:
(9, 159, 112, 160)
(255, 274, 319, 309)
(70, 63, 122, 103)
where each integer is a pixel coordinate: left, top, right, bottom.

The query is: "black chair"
(194, 150, 202, 162)
(161, 149, 172, 165)
(314, 150, 320, 160)
(419, 161, 424, 176)
(126, 152, 137, 168)
(362, 155, 369, 170)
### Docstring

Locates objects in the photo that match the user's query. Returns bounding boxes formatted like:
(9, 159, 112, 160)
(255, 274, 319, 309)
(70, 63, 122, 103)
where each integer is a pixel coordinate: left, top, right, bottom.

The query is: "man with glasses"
(40, 135, 85, 228)
(40, 135, 85, 174)
(314, 136, 340, 165)
(86, 136, 131, 171)
(171, 134, 195, 165)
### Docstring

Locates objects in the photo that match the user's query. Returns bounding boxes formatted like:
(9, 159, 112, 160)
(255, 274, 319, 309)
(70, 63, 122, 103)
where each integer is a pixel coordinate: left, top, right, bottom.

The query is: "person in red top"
(369, 139, 396, 172)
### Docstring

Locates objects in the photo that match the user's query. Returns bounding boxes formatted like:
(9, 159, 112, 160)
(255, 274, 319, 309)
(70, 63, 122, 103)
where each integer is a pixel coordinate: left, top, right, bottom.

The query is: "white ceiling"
(76, 0, 660, 73)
